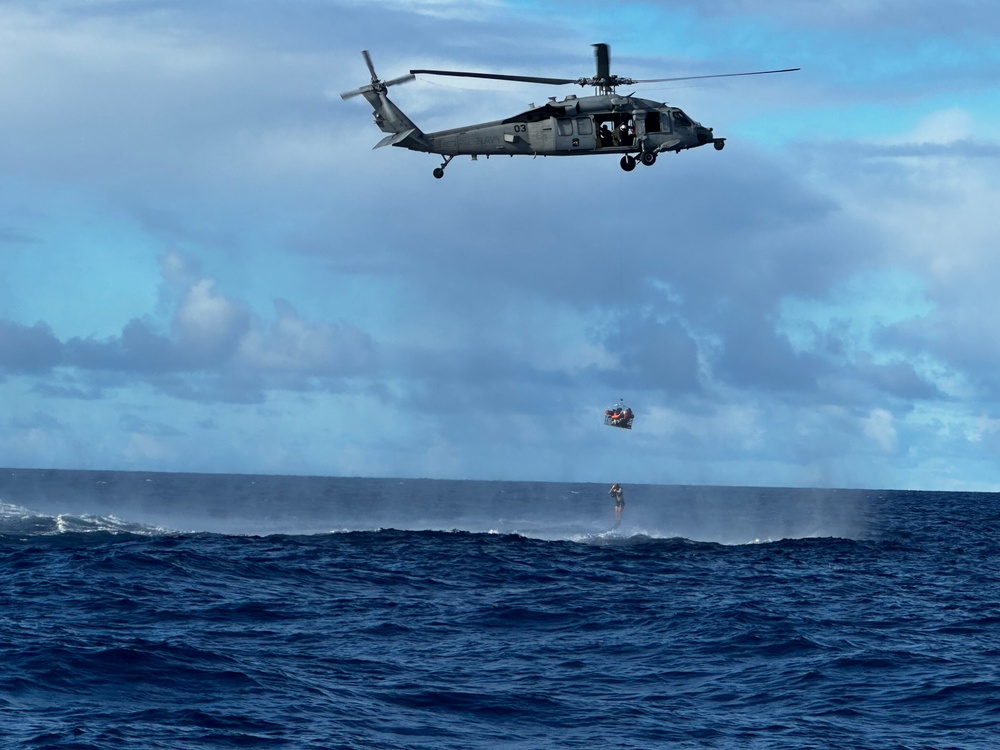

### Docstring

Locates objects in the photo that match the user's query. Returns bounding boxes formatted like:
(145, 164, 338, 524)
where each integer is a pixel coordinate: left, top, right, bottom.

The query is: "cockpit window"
(672, 110, 692, 127)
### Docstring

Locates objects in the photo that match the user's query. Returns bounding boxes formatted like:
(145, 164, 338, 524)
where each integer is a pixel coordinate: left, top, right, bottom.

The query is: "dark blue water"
(2, 469, 999, 748)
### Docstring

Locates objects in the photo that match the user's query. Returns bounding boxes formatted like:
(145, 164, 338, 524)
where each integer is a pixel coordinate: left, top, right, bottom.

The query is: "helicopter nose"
(696, 126, 714, 145)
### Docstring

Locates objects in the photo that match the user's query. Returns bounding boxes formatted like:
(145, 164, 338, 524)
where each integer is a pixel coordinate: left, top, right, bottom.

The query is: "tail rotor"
(340, 50, 415, 100)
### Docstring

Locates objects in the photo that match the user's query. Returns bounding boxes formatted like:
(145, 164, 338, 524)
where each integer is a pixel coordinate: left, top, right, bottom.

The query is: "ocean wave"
(0, 501, 171, 540)
(0, 502, 865, 555)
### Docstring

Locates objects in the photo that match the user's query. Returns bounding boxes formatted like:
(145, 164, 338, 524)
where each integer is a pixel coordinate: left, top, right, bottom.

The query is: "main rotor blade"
(340, 73, 415, 100)
(340, 86, 371, 101)
(634, 67, 800, 84)
(410, 69, 576, 86)
(594, 43, 610, 81)
(362, 50, 378, 81)
(384, 73, 416, 87)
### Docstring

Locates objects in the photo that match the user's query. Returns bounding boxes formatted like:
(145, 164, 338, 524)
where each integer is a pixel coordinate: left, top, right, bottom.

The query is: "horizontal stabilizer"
(374, 128, 419, 149)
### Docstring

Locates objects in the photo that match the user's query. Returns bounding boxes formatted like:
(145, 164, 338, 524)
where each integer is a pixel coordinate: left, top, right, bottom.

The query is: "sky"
(1, 0, 1000, 490)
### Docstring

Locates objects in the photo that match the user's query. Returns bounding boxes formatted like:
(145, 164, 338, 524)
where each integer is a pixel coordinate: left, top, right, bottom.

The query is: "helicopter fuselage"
(419, 94, 721, 161)
(371, 92, 726, 176)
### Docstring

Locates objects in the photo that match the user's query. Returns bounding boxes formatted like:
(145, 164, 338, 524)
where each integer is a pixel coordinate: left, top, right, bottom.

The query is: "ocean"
(1, 468, 998, 749)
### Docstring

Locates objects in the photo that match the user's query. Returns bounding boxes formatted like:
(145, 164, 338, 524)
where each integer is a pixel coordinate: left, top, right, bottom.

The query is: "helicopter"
(340, 44, 798, 178)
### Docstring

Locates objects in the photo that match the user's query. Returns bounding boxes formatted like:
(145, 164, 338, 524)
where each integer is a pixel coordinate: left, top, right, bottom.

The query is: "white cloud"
(894, 108, 977, 145)
(237, 300, 377, 377)
(122, 431, 177, 465)
(173, 279, 251, 358)
(863, 408, 898, 452)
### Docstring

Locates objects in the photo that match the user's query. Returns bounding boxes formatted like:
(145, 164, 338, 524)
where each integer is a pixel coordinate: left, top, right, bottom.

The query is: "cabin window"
(557, 119, 574, 136)
(660, 112, 673, 133)
(576, 117, 593, 135)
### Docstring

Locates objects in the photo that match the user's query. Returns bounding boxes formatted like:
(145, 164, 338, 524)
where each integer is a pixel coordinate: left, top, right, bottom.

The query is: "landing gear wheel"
(714, 140, 725, 151)
(640, 151, 657, 166)
(433, 155, 455, 179)
(620, 154, 637, 172)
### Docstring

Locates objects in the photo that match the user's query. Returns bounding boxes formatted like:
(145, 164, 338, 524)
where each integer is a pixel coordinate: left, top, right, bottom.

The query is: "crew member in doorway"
(599, 122, 613, 147)
(615, 121, 633, 147)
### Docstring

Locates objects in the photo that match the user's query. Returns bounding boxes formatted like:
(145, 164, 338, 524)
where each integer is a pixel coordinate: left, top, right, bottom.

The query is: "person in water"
(609, 483, 625, 523)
